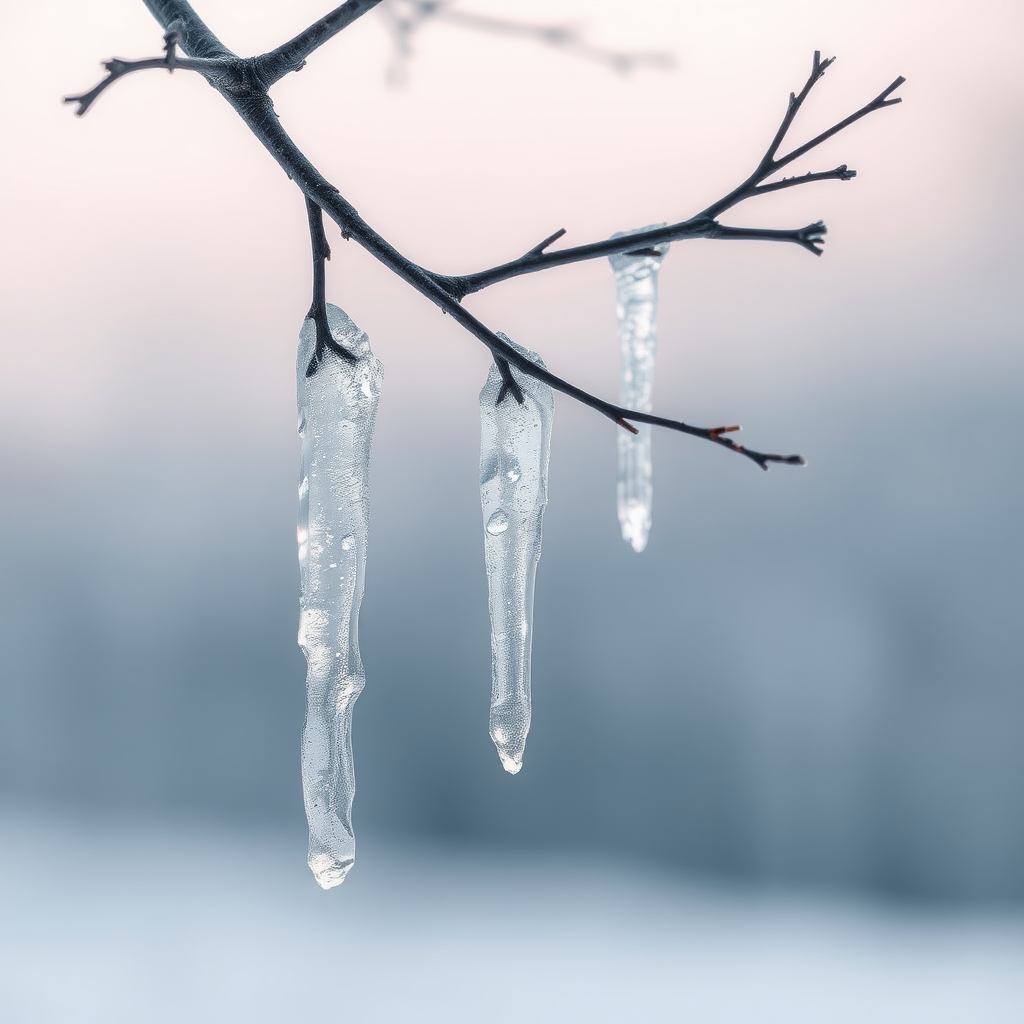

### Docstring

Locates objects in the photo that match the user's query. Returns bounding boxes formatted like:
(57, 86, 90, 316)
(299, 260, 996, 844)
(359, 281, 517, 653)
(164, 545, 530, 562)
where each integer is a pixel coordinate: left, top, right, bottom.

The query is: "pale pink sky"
(1, 1, 1021, 453)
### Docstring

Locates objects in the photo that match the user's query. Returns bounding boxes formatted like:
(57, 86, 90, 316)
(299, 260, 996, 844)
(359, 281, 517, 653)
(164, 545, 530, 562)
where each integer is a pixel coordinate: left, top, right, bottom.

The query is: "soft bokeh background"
(1, 1, 1022, 1020)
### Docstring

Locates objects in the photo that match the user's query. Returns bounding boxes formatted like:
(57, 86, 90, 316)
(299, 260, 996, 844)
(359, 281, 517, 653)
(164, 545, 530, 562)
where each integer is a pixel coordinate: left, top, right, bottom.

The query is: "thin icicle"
(609, 225, 670, 553)
(296, 304, 384, 889)
(479, 335, 554, 774)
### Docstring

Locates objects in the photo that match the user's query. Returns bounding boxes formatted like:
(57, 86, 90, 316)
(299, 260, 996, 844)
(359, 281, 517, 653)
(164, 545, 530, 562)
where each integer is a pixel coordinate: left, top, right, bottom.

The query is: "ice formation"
(608, 226, 670, 553)
(296, 304, 383, 888)
(479, 335, 554, 774)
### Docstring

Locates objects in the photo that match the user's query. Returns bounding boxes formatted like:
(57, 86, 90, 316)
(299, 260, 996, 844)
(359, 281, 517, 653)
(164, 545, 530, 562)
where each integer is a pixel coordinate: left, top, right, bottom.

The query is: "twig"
(255, 0, 385, 87)
(700, 51, 904, 220)
(304, 198, 359, 376)
(63, 22, 211, 116)
(445, 52, 902, 294)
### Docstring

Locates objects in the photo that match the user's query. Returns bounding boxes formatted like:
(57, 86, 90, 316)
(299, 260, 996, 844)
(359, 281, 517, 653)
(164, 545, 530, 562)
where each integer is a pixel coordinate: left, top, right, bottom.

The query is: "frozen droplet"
(340, 535, 355, 550)
(486, 510, 510, 535)
(504, 458, 522, 483)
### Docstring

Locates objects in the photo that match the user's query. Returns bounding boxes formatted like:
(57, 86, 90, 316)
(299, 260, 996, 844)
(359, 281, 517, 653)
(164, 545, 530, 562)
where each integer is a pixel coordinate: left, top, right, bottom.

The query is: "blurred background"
(1, 1, 1022, 1020)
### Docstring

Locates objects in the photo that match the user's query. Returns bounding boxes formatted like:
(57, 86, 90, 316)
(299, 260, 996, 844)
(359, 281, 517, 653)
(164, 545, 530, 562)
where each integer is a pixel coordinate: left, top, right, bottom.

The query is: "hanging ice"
(608, 225, 670, 553)
(479, 335, 554, 774)
(296, 304, 384, 889)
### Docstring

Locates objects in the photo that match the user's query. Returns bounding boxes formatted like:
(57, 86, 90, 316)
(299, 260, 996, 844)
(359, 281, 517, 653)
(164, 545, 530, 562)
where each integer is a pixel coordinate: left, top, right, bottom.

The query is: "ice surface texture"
(479, 336, 554, 774)
(609, 226, 670, 553)
(296, 304, 383, 888)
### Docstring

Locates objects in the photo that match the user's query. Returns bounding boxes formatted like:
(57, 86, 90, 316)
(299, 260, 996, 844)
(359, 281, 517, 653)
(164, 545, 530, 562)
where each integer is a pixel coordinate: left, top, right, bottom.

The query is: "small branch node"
(495, 358, 526, 406)
(524, 227, 567, 258)
(797, 220, 827, 255)
(163, 20, 182, 71)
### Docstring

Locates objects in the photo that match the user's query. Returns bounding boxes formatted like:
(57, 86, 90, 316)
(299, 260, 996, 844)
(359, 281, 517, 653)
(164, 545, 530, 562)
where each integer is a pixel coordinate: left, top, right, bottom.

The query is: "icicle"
(608, 225, 670, 553)
(296, 304, 384, 889)
(479, 335, 554, 774)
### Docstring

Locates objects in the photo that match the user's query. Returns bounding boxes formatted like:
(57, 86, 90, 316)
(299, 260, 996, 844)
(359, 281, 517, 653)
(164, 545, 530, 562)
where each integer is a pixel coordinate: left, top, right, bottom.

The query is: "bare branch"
(440, 52, 902, 292)
(523, 227, 567, 258)
(710, 221, 828, 256)
(760, 50, 836, 167)
(750, 165, 856, 198)
(304, 198, 358, 376)
(701, 53, 904, 220)
(451, 220, 716, 296)
(141, 0, 234, 59)
(255, 1, 385, 87)
(72, 13, 895, 469)
(770, 75, 905, 175)
(494, 357, 525, 406)
(64, 57, 173, 115)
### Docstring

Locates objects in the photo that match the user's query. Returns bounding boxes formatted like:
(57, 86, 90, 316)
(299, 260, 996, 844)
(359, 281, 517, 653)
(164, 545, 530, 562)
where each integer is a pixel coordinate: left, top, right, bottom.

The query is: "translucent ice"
(479, 335, 554, 774)
(609, 226, 670, 553)
(296, 304, 383, 888)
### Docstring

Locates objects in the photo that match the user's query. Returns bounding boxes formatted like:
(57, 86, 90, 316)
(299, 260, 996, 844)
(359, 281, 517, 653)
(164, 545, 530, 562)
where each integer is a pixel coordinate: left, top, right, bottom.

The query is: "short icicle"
(479, 335, 554, 774)
(296, 304, 384, 888)
(609, 226, 670, 553)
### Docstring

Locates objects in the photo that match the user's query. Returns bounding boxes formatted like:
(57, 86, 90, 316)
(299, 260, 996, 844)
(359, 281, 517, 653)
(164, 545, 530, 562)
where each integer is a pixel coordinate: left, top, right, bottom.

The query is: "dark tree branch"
(699, 52, 904, 220)
(304, 198, 358, 376)
(523, 227, 567, 258)
(64, 23, 210, 115)
(142, 0, 234, 59)
(750, 165, 856, 198)
(68, 10, 902, 469)
(254, 0, 385, 87)
(710, 221, 828, 256)
(445, 52, 902, 294)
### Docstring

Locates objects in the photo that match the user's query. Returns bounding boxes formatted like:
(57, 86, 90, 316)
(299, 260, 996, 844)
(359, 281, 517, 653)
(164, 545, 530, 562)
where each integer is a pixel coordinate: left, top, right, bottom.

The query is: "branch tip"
(524, 227, 567, 257)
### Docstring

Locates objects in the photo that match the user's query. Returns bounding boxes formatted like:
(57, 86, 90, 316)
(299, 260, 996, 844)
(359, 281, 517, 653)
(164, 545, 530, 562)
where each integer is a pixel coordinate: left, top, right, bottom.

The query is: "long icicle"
(609, 226, 670, 553)
(479, 334, 554, 774)
(296, 304, 384, 888)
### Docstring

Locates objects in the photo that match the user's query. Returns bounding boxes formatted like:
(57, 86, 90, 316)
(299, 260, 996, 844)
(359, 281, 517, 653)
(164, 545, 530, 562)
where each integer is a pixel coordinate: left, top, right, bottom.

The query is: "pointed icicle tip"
(309, 853, 354, 889)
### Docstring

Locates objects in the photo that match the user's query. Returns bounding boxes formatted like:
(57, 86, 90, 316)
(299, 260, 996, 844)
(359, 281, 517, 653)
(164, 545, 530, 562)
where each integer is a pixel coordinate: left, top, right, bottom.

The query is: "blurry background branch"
(379, 0, 675, 85)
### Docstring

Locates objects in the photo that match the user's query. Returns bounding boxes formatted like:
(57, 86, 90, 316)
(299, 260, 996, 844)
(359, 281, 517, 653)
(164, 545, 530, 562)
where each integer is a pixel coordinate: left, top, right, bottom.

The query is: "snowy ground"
(1, 802, 1021, 1024)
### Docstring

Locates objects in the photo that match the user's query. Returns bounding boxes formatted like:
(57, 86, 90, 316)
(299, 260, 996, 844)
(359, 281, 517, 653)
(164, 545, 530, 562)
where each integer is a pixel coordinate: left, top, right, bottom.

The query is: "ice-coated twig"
(296, 303, 384, 888)
(609, 226, 670, 552)
(479, 335, 554, 774)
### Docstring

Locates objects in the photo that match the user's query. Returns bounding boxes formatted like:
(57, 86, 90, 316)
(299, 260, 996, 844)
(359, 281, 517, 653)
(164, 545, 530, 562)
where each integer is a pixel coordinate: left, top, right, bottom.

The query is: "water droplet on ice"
(340, 535, 355, 550)
(486, 510, 510, 535)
